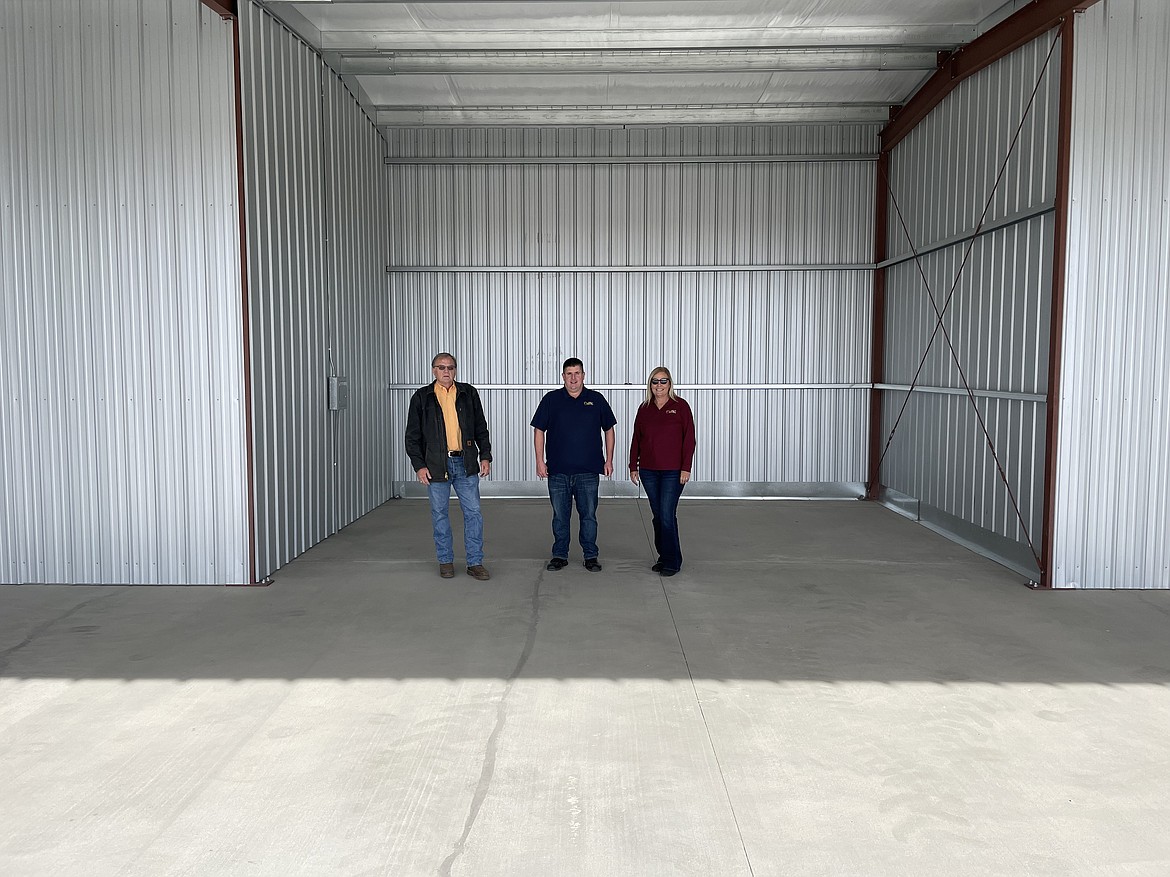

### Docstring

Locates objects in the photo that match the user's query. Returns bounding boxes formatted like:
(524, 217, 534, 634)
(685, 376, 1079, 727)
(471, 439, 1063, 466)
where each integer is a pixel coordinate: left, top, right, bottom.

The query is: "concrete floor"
(3, 498, 1170, 876)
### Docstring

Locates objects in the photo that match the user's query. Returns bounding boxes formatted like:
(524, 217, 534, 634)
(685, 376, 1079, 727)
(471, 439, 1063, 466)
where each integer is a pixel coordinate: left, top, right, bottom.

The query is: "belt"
(448, 450, 463, 457)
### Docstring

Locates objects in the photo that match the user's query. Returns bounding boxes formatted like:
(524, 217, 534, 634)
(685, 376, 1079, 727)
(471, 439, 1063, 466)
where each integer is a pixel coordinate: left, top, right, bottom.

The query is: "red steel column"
(866, 151, 890, 500)
(208, 0, 260, 585)
(1038, 13, 1078, 589)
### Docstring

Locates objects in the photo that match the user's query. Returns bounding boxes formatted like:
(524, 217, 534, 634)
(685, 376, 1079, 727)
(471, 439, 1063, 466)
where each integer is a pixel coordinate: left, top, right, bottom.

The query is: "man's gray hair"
(431, 352, 457, 368)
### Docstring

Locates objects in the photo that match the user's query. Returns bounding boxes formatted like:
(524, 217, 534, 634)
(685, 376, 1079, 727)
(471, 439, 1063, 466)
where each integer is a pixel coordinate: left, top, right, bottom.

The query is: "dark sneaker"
(546, 557, 568, 571)
(660, 568, 679, 577)
(467, 565, 491, 581)
(652, 562, 663, 572)
(583, 558, 602, 572)
(439, 563, 455, 579)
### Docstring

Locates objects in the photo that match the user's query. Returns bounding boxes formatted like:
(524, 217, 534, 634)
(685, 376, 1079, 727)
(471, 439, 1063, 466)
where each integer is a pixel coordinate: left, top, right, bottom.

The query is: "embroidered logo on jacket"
(583, 401, 594, 406)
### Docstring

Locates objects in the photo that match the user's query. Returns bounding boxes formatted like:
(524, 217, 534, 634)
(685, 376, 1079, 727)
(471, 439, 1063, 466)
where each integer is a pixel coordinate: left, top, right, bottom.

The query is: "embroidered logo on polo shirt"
(584, 401, 594, 406)
(666, 409, 677, 414)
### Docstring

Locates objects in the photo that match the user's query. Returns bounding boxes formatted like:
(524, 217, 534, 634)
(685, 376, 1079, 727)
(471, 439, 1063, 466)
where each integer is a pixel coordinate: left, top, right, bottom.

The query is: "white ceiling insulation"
(259, 0, 1022, 130)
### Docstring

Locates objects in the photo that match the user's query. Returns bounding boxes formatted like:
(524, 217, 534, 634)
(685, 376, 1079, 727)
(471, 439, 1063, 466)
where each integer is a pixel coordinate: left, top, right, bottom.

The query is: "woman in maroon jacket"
(628, 367, 696, 576)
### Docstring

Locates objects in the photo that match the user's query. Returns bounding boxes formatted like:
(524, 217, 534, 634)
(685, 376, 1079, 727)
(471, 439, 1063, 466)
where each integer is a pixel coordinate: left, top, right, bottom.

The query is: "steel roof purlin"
(262, 0, 1015, 130)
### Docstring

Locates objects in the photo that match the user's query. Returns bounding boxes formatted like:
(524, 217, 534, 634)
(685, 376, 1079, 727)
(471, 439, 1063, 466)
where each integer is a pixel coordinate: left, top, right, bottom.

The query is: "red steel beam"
(200, 0, 237, 20)
(1037, 13, 1078, 589)
(882, 0, 1102, 151)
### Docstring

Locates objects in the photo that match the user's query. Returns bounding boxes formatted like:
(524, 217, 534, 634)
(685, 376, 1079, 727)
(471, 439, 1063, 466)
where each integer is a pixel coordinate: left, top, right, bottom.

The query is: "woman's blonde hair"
(642, 366, 677, 407)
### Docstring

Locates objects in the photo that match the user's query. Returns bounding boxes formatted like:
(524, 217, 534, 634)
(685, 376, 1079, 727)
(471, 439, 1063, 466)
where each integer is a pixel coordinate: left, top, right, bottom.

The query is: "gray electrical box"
(327, 375, 349, 410)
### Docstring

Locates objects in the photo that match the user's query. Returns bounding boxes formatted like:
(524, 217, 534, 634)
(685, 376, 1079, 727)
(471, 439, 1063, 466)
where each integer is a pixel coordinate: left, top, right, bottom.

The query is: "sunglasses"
(434, 365, 456, 371)
(650, 378, 670, 385)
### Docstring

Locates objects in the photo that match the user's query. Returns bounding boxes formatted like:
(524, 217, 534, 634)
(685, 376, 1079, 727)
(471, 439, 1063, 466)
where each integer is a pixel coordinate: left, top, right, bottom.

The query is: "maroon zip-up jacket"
(628, 397, 696, 472)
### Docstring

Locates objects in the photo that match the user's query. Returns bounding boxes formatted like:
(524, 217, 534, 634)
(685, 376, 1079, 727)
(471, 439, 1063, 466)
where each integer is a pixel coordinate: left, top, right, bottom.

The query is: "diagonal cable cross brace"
(873, 29, 1064, 570)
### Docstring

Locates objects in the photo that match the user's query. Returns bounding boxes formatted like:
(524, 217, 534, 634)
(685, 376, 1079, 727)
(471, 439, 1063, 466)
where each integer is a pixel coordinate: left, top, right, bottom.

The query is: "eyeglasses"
(434, 365, 456, 371)
(650, 379, 670, 385)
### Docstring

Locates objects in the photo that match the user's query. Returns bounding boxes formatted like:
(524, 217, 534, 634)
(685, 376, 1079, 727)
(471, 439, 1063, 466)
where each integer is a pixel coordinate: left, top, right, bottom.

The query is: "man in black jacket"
(404, 353, 493, 580)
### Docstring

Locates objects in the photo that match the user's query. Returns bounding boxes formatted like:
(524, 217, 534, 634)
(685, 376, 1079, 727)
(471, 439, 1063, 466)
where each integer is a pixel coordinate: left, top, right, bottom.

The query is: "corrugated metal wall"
(0, 0, 248, 584)
(878, 33, 1062, 577)
(323, 73, 395, 529)
(1054, 0, 1170, 588)
(239, 0, 327, 578)
(239, 0, 392, 580)
(386, 125, 877, 495)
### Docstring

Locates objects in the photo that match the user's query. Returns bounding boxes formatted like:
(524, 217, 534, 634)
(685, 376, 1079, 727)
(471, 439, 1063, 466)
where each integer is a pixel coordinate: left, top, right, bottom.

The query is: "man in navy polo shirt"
(531, 358, 617, 572)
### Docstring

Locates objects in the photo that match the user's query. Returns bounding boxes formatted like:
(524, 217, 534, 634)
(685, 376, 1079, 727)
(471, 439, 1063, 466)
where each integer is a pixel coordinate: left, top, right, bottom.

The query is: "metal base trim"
(397, 480, 866, 500)
(876, 487, 1041, 579)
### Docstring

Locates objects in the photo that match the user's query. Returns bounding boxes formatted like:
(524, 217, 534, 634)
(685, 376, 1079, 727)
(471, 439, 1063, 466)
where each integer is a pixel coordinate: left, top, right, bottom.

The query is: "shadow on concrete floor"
(3, 500, 1169, 684)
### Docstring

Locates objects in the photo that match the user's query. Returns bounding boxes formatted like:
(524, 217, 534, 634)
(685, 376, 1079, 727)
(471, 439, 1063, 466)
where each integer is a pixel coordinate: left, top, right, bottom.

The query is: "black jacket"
(404, 381, 492, 481)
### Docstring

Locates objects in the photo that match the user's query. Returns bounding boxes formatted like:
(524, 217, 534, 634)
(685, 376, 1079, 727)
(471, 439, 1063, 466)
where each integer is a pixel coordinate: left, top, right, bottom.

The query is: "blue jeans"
(547, 472, 600, 560)
(427, 455, 484, 566)
(639, 469, 686, 572)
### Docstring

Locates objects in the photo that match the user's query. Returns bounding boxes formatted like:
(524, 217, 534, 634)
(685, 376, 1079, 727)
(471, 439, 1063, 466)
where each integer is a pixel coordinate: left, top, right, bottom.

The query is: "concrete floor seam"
(657, 576, 758, 877)
(438, 570, 545, 876)
(0, 589, 129, 674)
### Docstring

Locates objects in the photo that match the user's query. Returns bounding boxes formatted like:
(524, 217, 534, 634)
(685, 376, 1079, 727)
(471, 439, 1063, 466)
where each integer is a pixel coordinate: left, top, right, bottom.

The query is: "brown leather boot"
(439, 563, 455, 578)
(466, 565, 491, 581)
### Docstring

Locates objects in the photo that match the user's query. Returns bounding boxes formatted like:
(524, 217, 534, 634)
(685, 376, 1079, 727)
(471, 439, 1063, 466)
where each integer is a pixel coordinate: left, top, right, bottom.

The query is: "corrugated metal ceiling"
(258, 0, 1019, 131)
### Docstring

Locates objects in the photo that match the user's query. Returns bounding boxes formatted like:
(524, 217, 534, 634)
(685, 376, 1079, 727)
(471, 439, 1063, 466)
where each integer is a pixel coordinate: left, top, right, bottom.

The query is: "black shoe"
(546, 557, 568, 571)
(583, 558, 602, 572)
(660, 568, 679, 577)
(652, 562, 663, 572)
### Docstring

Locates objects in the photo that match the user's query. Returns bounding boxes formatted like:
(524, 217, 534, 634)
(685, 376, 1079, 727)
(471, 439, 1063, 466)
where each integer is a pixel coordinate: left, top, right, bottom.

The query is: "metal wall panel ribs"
(323, 73, 395, 532)
(1054, 0, 1170, 588)
(239, 0, 393, 580)
(0, 0, 248, 584)
(386, 125, 878, 496)
(880, 33, 1061, 578)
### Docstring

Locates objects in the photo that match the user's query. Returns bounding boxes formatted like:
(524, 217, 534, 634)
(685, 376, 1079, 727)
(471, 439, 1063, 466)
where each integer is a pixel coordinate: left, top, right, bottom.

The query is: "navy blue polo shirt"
(530, 387, 618, 476)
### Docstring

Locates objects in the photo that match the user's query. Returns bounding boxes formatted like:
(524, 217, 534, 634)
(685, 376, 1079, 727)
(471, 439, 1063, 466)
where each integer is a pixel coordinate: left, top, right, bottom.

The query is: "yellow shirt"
(434, 383, 462, 452)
